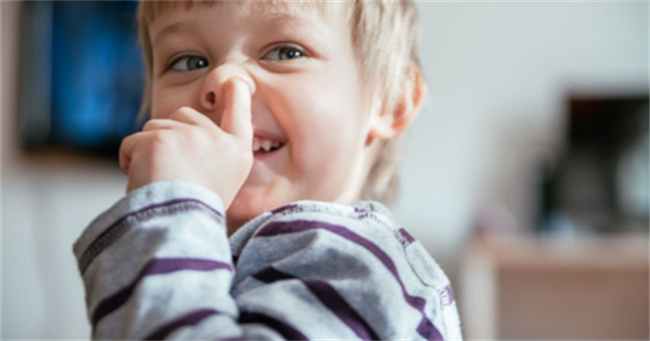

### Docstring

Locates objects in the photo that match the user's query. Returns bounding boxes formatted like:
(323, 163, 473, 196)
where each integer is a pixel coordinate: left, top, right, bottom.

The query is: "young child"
(73, 1, 462, 339)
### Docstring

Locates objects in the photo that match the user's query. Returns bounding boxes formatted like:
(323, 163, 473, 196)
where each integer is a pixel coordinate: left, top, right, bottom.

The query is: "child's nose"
(200, 64, 256, 118)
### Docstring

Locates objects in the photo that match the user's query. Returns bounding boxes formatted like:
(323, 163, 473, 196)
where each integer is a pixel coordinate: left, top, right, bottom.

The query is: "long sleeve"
(73, 180, 240, 339)
(73, 180, 462, 340)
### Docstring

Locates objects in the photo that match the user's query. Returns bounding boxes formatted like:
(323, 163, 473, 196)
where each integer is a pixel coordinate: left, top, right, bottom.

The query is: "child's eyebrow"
(152, 22, 190, 47)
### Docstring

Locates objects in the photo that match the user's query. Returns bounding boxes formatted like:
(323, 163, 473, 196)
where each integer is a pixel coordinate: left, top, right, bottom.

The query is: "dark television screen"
(19, 0, 144, 158)
(538, 94, 649, 235)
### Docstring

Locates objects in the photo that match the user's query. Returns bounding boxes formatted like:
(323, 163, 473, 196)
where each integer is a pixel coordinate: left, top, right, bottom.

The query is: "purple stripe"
(271, 203, 299, 215)
(91, 258, 232, 329)
(255, 220, 444, 341)
(239, 312, 309, 340)
(304, 279, 379, 340)
(252, 266, 295, 282)
(79, 198, 224, 275)
(445, 285, 455, 305)
(253, 267, 379, 340)
(144, 308, 220, 340)
(396, 228, 416, 247)
(417, 318, 443, 340)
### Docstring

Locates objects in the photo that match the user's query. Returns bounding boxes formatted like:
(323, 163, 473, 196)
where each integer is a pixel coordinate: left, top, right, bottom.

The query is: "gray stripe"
(255, 219, 444, 340)
(144, 308, 221, 340)
(78, 199, 223, 275)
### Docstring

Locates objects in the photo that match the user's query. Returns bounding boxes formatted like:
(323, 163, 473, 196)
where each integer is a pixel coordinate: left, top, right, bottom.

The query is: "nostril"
(206, 91, 216, 105)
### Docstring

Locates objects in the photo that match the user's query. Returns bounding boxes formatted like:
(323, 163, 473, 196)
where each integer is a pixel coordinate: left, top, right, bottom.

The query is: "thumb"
(220, 77, 253, 143)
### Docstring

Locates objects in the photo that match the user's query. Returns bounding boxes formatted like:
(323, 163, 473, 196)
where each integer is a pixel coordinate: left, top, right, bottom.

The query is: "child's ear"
(367, 63, 427, 143)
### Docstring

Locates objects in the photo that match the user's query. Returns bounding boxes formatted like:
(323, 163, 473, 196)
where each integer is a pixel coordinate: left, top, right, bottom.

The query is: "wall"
(2, 2, 125, 338)
(394, 0, 647, 279)
(2, 1, 647, 338)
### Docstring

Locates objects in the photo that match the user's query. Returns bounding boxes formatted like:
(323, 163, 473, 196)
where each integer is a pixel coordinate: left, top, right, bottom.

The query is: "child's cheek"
(151, 83, 201, 119)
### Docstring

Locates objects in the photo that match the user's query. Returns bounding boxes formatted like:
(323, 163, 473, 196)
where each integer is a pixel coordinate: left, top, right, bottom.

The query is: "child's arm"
(75, 73, 461, 339)
(73, 180, 240, 339)
(73, 180, 462, 340)
(74, 75, 256, 339)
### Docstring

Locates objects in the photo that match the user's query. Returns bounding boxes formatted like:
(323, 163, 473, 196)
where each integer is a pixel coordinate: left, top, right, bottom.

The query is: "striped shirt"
(73, 180, 463, 340)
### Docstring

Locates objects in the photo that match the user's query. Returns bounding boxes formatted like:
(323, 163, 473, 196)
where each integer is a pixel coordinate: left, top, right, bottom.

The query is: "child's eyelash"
(262, 44, 308, 62)
(165, 54, 208, 72)
(161, 43, 309, 74)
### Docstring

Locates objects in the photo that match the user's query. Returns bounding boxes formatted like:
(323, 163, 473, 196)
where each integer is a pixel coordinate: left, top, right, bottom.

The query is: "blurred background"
(1, 0, 648, 339)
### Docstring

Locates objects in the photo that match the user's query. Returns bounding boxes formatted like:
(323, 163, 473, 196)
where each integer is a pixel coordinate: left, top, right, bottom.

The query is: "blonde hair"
(136, 0, 425, 206)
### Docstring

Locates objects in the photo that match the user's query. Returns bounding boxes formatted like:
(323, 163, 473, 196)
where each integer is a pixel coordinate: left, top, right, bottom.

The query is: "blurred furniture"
(461, 234, 649, 340)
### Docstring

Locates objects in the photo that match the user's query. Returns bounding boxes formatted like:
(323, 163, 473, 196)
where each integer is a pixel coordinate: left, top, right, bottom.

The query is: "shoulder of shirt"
(229, 199, 453, 292)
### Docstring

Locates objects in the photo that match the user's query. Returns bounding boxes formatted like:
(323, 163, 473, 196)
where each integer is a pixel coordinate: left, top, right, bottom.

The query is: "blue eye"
(264, 46, 306, 61)
(169, 55, 209, 71)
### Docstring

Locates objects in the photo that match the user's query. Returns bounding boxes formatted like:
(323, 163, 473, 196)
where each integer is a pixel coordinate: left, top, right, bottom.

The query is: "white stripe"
(95, 269, 236, 339)
(238, 225, 426, 338)
(159, 312, 241, 340)
(236, 278, 360, 340)
(84, 207, 230, 315)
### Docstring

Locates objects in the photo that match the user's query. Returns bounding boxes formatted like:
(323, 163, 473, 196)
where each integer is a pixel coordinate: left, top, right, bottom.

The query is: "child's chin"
(227, 185, 294, 230)
(227, 201, 261, 227)
(226, 193, 273, 231)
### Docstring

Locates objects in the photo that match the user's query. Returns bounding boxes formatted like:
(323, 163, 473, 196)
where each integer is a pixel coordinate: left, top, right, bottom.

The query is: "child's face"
(149, 2, 378, 229)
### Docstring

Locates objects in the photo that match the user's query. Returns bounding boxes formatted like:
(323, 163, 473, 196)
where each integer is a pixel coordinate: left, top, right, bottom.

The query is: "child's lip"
(253, 129, 286, 144)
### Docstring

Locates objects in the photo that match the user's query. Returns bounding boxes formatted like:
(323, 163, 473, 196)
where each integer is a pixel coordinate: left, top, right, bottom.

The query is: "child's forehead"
(148, 0, 344, 25)
(248, 1, 337, 19)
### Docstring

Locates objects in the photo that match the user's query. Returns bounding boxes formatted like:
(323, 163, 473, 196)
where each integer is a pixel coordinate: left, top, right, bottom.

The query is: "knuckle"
(148, 130, 171, 151)
(170, 106, 194, 120)
(118, 136, 129, 150)
(142, 119, 160, 131)
(119, 135, 135, 153)
(178, 106, 194, 114)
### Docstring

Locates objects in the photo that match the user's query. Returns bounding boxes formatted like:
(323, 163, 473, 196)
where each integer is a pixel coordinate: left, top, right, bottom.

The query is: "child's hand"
(119, 78, 254, 209)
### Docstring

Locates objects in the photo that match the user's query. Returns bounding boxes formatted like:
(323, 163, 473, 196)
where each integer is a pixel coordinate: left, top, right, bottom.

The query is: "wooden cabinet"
(460, 235, 649, 339)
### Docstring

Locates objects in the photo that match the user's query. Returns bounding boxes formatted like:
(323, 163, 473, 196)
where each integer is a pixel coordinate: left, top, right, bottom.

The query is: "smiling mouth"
(252, 136, 285, 157)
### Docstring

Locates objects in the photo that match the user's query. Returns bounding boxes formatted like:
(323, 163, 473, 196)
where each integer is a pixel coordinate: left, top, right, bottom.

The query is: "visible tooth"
(261, 140, 273, 152)
(252, 138, 261, 152)
(272, 141, 281, 148)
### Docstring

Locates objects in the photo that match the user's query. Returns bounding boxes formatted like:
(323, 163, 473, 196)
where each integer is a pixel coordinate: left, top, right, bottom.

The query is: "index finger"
(219, 77, 253, 144)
